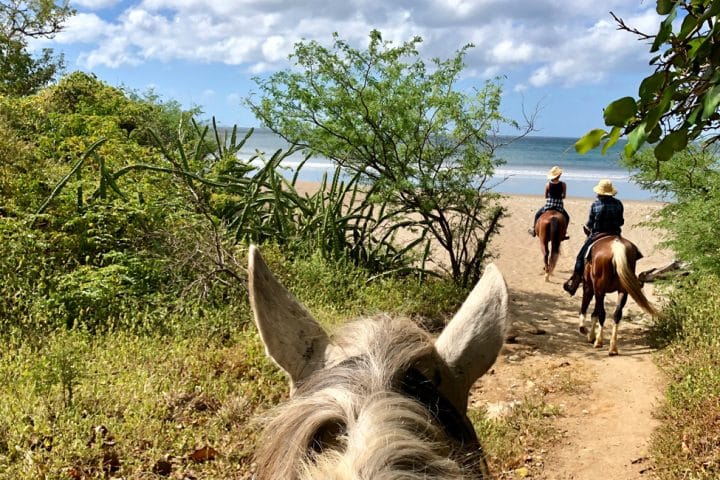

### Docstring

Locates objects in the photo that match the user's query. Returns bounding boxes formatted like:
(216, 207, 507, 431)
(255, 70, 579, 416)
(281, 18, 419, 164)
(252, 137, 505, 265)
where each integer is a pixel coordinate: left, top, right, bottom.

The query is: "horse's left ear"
(247, 245, 329, 391)
(435, 263, 508, 412)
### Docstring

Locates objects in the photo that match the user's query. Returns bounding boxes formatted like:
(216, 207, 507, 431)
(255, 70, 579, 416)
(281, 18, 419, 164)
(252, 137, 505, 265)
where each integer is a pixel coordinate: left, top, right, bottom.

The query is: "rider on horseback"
(529, 166, 570, 237)
(563, 179, 624, 296)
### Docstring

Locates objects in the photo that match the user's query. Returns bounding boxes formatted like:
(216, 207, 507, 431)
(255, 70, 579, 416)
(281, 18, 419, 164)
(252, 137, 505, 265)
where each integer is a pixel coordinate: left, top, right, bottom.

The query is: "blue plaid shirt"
(587, 196, 624, 235)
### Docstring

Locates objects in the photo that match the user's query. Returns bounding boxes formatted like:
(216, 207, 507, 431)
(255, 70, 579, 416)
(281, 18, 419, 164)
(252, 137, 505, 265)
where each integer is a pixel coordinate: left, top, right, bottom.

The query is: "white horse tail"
(611, 239, 658, 316)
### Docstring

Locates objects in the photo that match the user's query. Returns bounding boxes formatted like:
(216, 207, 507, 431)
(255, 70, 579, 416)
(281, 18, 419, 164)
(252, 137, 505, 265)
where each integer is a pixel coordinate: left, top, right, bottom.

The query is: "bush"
(650, 275, 720, 479)
(259, 244, 467, 328)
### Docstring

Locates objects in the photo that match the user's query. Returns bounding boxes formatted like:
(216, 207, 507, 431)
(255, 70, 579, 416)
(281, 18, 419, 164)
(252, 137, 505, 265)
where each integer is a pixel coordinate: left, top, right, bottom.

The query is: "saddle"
(584, 233, 618, 262)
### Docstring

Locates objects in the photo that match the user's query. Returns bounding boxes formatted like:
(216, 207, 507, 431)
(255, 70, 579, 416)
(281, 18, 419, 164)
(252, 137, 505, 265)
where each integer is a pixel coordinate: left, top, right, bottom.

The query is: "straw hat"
(547, 166, 563, 179)
(593, 179, 617, 196)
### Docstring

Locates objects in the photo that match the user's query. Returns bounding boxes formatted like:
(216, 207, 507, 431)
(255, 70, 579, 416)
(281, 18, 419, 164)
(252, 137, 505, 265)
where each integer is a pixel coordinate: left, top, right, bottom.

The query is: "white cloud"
(262, 36, 289, 63)
(529, 67, 551, 87)
(52, 13, 111, 44)
(489, 40, 534, 64)
(54, 0, 661, 93)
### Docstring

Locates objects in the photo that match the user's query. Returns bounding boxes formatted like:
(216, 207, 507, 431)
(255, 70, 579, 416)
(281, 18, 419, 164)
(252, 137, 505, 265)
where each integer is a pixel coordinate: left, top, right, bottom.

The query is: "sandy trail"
(474, 195, 671, 479)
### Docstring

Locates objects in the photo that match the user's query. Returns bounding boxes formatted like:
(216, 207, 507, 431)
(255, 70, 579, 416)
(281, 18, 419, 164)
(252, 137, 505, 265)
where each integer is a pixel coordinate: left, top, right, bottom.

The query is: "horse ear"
(247, 245, 329, 390)
(435, 263, 508, 411)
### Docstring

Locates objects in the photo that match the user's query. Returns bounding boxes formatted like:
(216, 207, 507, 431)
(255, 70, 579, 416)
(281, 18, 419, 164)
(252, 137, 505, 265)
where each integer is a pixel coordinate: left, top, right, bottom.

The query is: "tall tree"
(0, 0, 74, 96)
(576, 0, 720, 163)
(249, 30, 532, 286)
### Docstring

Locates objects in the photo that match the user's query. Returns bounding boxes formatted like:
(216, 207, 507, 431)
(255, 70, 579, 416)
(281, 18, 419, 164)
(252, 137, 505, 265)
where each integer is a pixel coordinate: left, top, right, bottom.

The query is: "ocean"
(237, 128, 659, 201)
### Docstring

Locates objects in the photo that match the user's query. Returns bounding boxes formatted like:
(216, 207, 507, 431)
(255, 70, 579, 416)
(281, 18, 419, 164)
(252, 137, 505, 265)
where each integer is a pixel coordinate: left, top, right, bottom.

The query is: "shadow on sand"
(500, 280, 657, 361)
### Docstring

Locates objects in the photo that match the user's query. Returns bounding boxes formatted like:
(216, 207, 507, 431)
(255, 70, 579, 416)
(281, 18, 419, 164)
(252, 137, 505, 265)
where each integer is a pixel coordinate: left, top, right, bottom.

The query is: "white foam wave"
(245, 158, 629, 180)
(495, 168, 628, 181)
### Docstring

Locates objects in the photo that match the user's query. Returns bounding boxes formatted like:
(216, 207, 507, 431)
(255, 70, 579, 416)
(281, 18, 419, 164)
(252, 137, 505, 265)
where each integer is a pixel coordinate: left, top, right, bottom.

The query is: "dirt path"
(473, 196, 671, 479)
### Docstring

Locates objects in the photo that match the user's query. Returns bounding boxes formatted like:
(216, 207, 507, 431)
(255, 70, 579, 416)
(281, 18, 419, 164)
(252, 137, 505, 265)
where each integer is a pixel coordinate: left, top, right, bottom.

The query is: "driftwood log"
(638, 260, 690, 282)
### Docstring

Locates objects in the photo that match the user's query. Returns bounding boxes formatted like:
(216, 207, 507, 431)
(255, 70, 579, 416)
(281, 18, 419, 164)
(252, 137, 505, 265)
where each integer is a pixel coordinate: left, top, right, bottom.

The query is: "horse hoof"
(608, 350, 618, 356)
(579, 326, 587, 335)
(593, 342, 603, 349)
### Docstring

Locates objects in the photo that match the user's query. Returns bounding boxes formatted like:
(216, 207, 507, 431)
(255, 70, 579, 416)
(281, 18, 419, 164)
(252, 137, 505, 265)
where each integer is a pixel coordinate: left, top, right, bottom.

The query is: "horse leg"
(592, 292, 606, 348)
(609, 292, 629, 356)
(579, 282, 593, 337)
(547, 216, 560, 279)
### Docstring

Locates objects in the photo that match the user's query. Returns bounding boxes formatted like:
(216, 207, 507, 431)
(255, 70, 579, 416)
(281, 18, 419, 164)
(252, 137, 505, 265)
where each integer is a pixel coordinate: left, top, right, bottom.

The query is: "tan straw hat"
(593, 179, 617, 196)
(547, 166, 563, 179)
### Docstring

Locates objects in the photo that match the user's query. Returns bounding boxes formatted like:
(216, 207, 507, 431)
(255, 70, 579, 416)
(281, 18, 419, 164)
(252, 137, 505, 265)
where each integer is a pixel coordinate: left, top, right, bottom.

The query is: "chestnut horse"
(577, 236, 657, 355)
(247, 245, 508, 479)
(534, 209, 568, 281)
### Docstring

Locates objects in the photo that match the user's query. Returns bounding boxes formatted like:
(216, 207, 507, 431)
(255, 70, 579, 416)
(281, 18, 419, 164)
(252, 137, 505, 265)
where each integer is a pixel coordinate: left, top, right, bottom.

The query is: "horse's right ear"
(248, 245, 329, 390)
(435, 264, 508, 412)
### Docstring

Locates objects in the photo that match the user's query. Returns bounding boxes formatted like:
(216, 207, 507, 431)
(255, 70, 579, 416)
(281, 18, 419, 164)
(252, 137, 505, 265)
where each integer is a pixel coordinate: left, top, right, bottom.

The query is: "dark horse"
(577, 236, 657, 355)
(534, 209, 568, 281)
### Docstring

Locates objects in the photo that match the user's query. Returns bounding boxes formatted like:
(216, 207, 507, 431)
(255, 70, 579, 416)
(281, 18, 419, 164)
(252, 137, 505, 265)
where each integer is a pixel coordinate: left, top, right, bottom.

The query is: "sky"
(34, 0, 663, 138)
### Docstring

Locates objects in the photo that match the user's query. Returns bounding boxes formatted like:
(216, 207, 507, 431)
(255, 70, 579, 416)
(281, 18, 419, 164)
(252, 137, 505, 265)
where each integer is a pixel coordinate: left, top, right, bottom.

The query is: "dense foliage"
(249, 30, 529, 286)
(622, 145, 720, 275)
(576, 0, 720, 162)
(650, 275, 720, 479)
(0, 72, 227, 333)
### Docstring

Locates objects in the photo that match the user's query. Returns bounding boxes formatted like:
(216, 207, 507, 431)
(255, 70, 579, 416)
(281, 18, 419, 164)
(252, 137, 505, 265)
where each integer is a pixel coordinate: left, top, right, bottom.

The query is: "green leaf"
(678, 13, 699, 41)
(651, 7, 677, 52)
(639, 72, 665, 101)
(687, 104, 703, 125)
(656, 0, 675, 15)
(688, 36, 711, 58)
(701, 84, 720, 121)
(601, 126, 622, 154)
(603, 97, 638, 127)
(575, 129, 607, 154)
(647, 124, 663, 144)
(624, 122, 648, 158)
(654, 129, 688, 161)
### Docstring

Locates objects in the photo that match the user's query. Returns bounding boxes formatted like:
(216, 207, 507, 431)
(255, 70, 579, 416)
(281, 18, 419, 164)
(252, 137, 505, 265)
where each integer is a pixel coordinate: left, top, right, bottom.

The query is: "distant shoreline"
(292, 180, 668, 205)
(238, 129, 664, 201)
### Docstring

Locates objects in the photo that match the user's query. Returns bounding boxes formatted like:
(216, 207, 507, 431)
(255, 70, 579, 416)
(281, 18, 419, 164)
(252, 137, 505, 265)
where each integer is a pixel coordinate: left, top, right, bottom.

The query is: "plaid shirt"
(544, 197, 564, 210)
(587, 196, 624, 235)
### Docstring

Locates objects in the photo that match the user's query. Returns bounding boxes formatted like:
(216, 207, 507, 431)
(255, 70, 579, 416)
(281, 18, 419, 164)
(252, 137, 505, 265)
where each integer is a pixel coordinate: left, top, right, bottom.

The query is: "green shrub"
(650, 275, 720, 479)
(258, 244, 466, 327)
